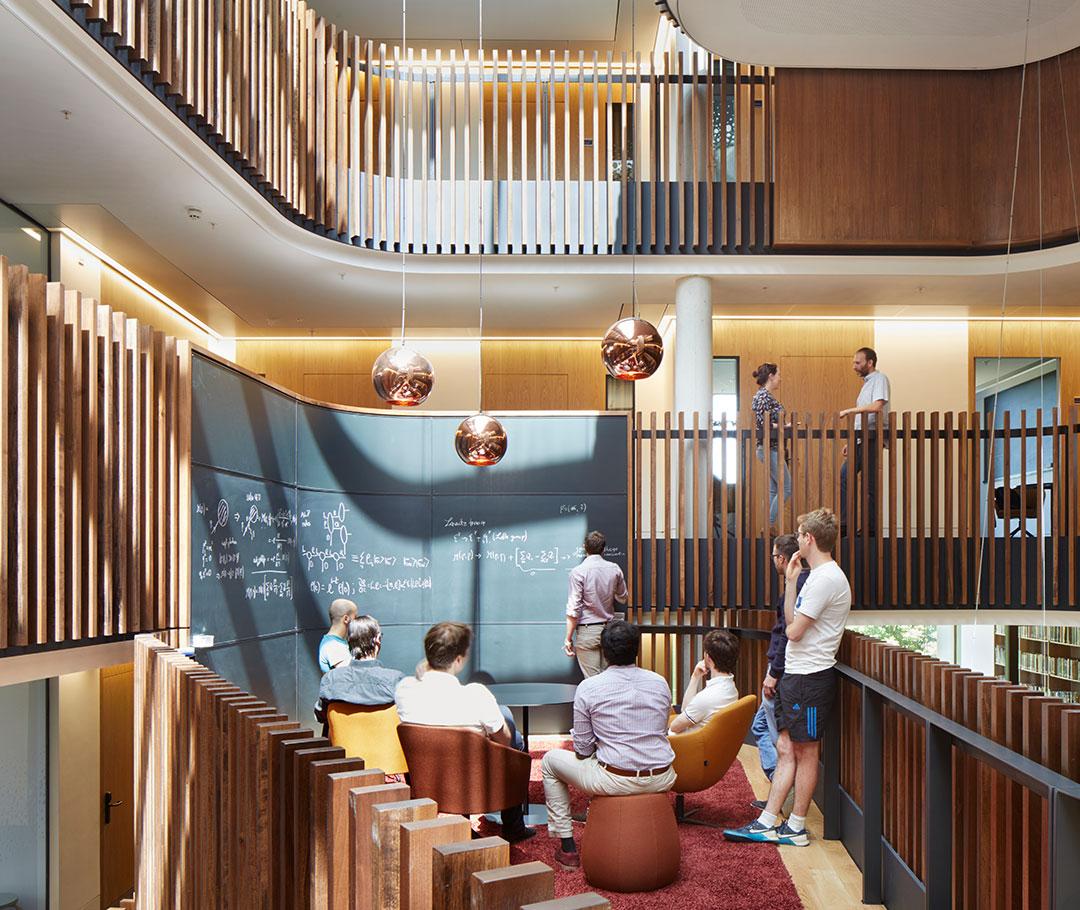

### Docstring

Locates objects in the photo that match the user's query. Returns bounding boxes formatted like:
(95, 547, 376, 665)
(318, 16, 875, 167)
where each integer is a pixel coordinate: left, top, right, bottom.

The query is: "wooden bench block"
(273, 734, 319, 908)
(289, 745, 345, 909)
(1061, 709, 1080, 782)
(349, 781, 412, 910)
(399, 816, 472, 910)
(318, 768, 384, 910)
(307, 757, 367, 910)
(370, 798, 439, 910)
(431, 837, 509, 910)
(520, 895, 611, 910)
(469, 861, 555, 909)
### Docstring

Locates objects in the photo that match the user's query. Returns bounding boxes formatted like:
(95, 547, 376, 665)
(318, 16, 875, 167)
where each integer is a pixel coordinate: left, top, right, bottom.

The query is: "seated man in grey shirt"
(313, 615, 405, 725)
(542, 620, 676, 869)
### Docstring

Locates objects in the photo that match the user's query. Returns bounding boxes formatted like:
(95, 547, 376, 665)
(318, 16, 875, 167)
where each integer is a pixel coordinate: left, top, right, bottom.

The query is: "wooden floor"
(738, 745, 884, 910)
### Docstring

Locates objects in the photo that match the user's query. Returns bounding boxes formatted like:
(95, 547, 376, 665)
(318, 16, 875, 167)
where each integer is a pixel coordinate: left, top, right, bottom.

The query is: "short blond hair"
(798, 508, 838, 553)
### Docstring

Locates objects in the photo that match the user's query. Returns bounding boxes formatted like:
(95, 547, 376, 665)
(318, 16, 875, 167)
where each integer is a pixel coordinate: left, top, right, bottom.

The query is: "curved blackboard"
(190, 353, 629, 716)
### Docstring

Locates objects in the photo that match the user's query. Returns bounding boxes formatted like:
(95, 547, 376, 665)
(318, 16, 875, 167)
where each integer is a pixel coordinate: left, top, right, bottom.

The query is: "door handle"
(103, 791, 123, 825)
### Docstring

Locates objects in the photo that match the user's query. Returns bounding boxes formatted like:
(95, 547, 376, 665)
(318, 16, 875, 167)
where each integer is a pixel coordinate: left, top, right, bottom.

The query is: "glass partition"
(0, 201, 49, 276)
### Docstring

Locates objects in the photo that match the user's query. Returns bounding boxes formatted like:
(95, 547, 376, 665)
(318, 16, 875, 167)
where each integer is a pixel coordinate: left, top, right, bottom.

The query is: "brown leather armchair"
(396, 722, 531, 815)
(669, 694, 758, 824)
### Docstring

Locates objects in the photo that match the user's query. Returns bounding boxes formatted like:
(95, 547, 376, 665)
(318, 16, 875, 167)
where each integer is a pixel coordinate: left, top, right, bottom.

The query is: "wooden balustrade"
(58, 0, 772, 254)
(131, 635, 604, 910)
(0, 257, 189, 655)
(635, 615, 1080, 910)
(629, 411, 1080, 612)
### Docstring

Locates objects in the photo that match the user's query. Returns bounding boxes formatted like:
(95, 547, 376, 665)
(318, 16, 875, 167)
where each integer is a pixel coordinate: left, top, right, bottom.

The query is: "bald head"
(328, 598, 358, 630)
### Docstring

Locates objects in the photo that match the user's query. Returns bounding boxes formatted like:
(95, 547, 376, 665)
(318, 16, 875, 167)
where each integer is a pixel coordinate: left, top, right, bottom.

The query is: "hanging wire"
(399, 0, 408, 346)
(477, 0, 485, 410)
(1035, 58, 1049, 691)
(974, 0, 1033, 623)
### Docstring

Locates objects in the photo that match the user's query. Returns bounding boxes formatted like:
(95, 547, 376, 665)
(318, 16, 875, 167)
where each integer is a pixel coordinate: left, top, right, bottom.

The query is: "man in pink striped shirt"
(563, 530, 629, 678)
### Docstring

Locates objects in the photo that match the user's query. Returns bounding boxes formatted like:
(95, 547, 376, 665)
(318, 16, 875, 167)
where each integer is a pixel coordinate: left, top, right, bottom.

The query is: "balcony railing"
(630, 410, 1080, 611)
(59, 0, 773, 253)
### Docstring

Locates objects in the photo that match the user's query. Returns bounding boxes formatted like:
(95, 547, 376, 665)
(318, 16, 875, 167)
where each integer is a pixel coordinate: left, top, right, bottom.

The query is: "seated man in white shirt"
(669, 629, 740, 734)
(395, 621, 535, 843)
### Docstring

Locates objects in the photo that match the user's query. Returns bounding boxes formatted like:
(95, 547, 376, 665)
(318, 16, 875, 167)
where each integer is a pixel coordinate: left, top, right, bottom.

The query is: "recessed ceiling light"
(21, 227, 42, 242)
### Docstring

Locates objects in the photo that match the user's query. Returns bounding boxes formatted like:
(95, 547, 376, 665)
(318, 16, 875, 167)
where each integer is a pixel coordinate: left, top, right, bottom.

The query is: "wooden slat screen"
(0, 257, 188, 654)
(129, 635, 594, 910)
(58, 1, 772, 254)
(628, 410, 1080, 612)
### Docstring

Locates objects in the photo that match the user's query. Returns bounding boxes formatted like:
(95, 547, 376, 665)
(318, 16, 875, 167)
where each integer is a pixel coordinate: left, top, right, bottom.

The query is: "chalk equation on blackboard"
(194, 491, 299, 601)
(308, 575, 433, 598)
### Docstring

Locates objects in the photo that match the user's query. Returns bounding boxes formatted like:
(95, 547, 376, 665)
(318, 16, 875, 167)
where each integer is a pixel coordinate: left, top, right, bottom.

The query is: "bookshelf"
(997, 625, 1080, 704)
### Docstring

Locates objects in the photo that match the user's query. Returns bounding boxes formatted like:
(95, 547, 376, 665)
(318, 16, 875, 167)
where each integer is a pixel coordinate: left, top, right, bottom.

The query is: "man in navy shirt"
(751, 534, 809, 789)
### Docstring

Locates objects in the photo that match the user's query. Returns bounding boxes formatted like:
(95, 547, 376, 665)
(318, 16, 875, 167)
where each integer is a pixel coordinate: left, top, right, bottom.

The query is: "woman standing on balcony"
(752, 363, 792, 533)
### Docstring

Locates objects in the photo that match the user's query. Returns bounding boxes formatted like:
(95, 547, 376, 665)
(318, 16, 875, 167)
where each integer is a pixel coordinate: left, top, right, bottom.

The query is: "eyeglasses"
(771, 552, 782, 560)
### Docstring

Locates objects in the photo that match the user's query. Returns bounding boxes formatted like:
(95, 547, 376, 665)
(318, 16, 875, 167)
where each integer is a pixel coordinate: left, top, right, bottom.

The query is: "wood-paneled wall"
(130, 635, 599, 910)
(63, 1, 772, 255)
(712, 319, 869, 415)
(0, 256, 189, 653)
(774, 48, 1080, 250)
(233, 338, 607, 410)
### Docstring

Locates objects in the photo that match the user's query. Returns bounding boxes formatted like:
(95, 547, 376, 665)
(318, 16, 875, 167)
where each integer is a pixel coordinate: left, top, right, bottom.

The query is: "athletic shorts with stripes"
(775, 667, 837, 743)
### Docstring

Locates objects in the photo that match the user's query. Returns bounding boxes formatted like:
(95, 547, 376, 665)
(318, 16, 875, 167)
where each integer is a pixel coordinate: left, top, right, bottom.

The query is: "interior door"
(100, 662, 135, 906)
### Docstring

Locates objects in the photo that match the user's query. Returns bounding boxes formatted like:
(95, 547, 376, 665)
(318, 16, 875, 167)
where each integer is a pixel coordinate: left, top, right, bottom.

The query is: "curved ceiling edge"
(673, 0, 1080, 70)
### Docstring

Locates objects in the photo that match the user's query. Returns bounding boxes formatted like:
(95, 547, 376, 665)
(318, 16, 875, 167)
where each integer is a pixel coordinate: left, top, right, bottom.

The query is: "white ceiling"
(674, 0, 1080, 69)
(4, 0, 1080, 339)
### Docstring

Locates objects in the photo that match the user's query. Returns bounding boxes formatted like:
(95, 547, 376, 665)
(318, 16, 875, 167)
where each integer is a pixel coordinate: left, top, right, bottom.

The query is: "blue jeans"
(501, 704, 525, 752)
(751, 692, 780, 779)
(755, 445, 792, 526)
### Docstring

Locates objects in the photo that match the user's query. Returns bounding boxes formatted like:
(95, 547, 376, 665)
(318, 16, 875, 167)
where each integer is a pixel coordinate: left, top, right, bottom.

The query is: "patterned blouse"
(751, 387, 784, 441)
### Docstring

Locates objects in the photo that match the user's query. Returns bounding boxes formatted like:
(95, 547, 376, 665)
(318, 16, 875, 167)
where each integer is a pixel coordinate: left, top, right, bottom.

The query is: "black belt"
(579, 621, 609, 627)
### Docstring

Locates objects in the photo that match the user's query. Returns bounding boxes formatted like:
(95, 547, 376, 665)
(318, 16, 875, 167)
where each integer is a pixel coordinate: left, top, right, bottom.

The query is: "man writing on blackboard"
(564, 530, 628, 678)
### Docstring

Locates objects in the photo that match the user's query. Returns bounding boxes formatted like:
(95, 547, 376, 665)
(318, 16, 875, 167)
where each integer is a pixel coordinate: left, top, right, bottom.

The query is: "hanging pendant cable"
(477, 0, 484, 410)
(399, 0, 407, 346)
(974, 0, 1032, 624)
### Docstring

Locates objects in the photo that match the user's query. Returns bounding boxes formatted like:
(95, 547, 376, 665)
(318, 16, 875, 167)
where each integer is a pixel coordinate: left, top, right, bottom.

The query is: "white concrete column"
(674, 276, 712, 538)
(674, 276, 713, 417)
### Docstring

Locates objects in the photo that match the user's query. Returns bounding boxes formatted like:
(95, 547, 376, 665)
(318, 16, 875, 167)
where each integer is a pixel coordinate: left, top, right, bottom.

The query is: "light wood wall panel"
(711, 319, 871, 416)
(0, 257, 189, 654)
(233, 338, 607, 410)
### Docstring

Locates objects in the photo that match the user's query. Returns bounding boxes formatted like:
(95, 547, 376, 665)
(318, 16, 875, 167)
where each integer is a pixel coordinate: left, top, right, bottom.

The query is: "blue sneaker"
(723, 819, 779, 843)
(775, 821, 809, 847)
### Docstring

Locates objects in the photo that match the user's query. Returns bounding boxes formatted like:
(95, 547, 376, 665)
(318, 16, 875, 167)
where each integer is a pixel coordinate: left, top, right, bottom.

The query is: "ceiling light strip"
(58, 228, 221, 339)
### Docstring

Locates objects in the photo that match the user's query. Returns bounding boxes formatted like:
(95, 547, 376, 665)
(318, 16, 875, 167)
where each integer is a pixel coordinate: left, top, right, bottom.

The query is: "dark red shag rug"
(474, 739, 804, 909)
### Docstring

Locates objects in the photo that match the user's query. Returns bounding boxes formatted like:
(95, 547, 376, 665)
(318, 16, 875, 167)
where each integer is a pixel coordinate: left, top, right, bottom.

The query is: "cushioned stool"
(579, 793, 680, 892)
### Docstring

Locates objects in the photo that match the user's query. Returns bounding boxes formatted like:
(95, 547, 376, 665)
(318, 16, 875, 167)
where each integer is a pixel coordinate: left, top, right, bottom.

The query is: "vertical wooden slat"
(45, 284, 66, 642)
(97, 305, 116, 637)
(8, 265, 30, 646)
(634, 411, 643, 618)
(591, 51, 599, 253)
(27, 274, 47, 644)
(929, 412, 939, 607)
(380, 42, 389, 247)
(364, 39, 374, 244)
(64, 291, 85, 641)
(663, 411, 672, 620)
(449, 50, 457, 251)
(649, 411, 657, 620)
(915, 412, 926, 606)
(113, 311, 130, 633)
(1036, 408, 1044, 607)
(706, 410, 714, 612)
(0, 259, 8, 650)
(888, 410, 898, 607)
(944, 411, 954, 605)
(957, 411, 968, 606)
(692, 411, 701, 623)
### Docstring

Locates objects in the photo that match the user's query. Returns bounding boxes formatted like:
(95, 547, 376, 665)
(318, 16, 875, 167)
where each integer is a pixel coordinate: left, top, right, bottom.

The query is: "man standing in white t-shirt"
(725, 507, 851, 848)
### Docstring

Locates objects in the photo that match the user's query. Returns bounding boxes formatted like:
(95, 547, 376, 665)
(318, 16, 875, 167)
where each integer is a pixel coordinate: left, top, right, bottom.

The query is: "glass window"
(0, 201, 49, 276)
(712, 357, 738, 481)
(0, 680, 49, 910)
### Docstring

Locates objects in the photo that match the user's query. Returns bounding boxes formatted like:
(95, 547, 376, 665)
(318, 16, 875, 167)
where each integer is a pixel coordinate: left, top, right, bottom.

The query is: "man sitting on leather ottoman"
(541, 620, 676, 868)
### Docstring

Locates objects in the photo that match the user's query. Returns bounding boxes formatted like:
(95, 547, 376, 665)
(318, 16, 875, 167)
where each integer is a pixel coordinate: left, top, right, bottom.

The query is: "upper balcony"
(56, 0, 773, 256)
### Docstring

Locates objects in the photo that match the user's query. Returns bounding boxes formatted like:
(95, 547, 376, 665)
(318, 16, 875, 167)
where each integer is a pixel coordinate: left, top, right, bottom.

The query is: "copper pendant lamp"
(372, 0, 434, 407)
(601, 317, 664, 380)
(455, 412, 508, 466)
(600, 1, 663, 382)
(455, 0, 507, 467)
(371, 345, 435, 406)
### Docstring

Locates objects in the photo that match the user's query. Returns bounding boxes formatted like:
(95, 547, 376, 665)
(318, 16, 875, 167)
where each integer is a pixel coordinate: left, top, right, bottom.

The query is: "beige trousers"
(540, 749, 677, 837)
(574, 623, 608, 678)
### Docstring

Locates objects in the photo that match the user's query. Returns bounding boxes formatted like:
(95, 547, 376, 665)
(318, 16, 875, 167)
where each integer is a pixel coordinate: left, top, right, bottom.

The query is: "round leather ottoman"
(580, 793, 680, 892)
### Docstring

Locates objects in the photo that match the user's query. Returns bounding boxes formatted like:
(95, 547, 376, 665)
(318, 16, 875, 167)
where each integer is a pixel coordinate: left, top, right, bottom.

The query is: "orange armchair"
(326, 701, 409, 775)
(396, 722, 531, 815)
(668, 694, 758, 824)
